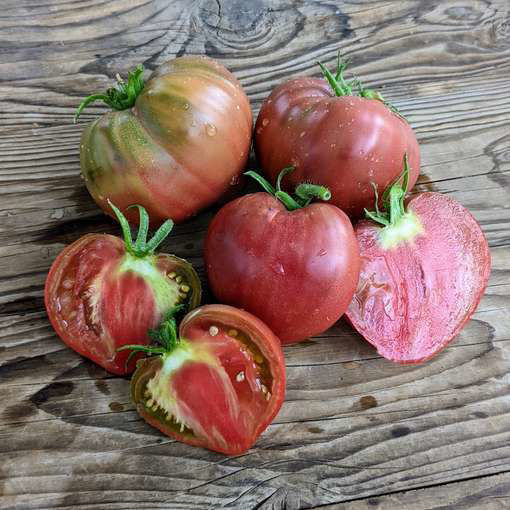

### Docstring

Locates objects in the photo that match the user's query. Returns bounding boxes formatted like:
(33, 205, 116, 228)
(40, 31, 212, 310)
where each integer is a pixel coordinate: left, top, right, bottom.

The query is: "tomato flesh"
(131, 305, 285, 455)
(346, 193, 491, 363)
(45, 234, 201, 374)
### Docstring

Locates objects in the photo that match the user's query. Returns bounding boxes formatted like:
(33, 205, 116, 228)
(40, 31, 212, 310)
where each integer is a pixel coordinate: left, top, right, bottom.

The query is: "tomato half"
(204, 170, 360, 344)
(255, 58, 420, 218)
(45, 204, 201, 375)
(77, 56, 252, 226)
(346, 161, 491, 363)
(129, 305, 285, 455)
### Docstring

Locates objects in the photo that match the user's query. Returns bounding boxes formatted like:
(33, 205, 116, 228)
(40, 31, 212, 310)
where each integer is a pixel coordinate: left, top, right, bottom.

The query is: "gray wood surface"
(1, 0, 510, 508)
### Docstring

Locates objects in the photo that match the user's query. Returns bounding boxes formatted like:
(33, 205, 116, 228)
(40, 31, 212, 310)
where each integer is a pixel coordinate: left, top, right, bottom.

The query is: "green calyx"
(318, 52, 405, 119)
(245, 167, 331, 211)
(365, 154, 423, 249)
(74, 65, 145, 122)
(117, 305, 185, 368)
(109, 200, 174, 258)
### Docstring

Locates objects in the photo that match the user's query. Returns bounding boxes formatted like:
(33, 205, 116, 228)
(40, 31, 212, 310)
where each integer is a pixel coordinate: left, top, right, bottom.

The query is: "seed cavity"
(209, 326, 219, 336)
(254, 353, 263, 364)
(236, 371, 245, 382)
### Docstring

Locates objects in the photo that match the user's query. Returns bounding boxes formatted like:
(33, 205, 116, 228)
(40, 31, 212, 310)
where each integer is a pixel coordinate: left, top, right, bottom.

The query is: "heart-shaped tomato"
(346, 157, 491, 363)
(126, 305, 285, 455)
(45, 203, 201, 375)
(204, 169, 360, 344)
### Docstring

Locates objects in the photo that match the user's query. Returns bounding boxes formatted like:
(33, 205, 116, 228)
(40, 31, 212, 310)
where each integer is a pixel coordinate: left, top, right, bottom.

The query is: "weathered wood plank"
(1, 0, 510, 508)
(322, 471, 510, 509)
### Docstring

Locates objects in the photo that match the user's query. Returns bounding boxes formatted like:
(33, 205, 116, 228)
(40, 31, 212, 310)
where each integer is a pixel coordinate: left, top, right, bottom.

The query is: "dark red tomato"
(204, 171, 360, 344)
(346, 163, 490, 363)
(255, 58, 420, 218)
(44, 204, 201, 375)
(76, 56, 252, 226)
(128, 304, 285, 455)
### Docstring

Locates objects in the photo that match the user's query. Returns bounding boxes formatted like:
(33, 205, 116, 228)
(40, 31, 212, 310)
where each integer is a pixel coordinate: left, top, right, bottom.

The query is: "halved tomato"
(125, 305, 285, 455)
(45, 203, 201, 375)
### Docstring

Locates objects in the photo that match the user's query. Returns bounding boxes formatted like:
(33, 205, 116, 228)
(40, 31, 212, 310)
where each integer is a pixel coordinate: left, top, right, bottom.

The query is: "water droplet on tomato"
(183, 102, 190, 110)
(230, 175, 240, 186)
(300, 131, 306, 137)
(271, 262, 285, 275)
(236, 104, 240, 110)
(262, 118, 269, 126)
(317, 249, 327, 256)
(205, 123, 217, 136)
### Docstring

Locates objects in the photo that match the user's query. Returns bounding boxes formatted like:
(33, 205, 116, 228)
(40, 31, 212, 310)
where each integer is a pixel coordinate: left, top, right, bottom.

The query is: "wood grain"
(1, 0, 510, 508)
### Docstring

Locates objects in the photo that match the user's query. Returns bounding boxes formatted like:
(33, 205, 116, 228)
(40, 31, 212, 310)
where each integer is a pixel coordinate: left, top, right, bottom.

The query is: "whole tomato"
(346, 157, 491, 363)
(204, 168, 360, 344)
(76, 56, 252, 226)
(122, 304, 285, 455)
(255, 55, 420, 218)
(45, 203, 201, 375)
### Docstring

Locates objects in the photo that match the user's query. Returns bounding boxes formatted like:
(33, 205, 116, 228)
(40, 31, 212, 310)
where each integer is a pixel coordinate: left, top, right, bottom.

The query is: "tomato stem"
(364, 154, 411, 227)
(74, 65, 145, 122)
(245, 168, 331, 211)
(117, 305, 185, 368)
(317, 52, 406, 119)
(108, 200, 174, 257)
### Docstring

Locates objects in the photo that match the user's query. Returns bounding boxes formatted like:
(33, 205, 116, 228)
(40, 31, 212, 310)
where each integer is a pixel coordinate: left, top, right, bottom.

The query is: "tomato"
(255, 56, 420, 218)
(204, 169, 360, 344)
(45, 203, 201, 375)
(123, 304, 285, 455)
(76, 56, 252, 226)
(346, 157, 491, 363)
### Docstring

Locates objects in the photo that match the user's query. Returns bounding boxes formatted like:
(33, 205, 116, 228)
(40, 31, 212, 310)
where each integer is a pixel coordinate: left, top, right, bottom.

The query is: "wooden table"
(1, 1, 509, 508)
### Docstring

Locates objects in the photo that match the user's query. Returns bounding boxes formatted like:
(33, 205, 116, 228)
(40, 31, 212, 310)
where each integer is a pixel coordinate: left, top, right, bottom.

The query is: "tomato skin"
(346, 192, 491, 363)
(204, 193, 360, 344)
(131, 305, 285, 455)
(80, 56, 252, 226)
(45, 234, 201, 375)
(255, 77, 420, 217)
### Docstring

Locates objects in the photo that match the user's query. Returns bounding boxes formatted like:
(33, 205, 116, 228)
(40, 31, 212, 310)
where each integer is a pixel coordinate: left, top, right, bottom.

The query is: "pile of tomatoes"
(45, 55, 490, 455)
